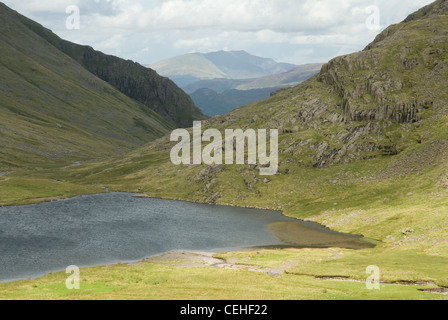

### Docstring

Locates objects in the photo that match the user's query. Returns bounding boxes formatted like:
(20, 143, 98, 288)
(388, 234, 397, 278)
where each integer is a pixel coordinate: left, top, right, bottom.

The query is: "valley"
(150, 51, 322, 116)
(1, 0, 448, 301)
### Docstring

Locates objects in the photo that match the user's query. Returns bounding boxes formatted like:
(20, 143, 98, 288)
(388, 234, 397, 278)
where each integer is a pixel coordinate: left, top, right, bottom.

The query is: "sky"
(3, 0, 434, 66)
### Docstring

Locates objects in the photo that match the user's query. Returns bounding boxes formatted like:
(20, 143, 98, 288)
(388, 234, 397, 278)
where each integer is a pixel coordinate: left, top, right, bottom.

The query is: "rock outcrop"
(205, 0, 448, 168)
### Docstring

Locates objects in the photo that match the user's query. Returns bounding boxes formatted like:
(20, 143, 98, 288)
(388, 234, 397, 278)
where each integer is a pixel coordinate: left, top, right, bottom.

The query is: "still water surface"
(0, 193, 370, 282)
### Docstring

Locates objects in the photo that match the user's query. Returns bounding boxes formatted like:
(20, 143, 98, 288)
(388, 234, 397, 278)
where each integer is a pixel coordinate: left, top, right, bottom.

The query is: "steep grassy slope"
(4, 3, 206, 128)
(70, 0, 448, 201)
(0, 3, 173, 169)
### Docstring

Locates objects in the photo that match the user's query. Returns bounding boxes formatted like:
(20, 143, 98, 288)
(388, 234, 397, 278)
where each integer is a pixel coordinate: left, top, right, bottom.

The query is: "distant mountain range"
(150, 51, 322, 116)
(184, 63, 322, 116)
(149, 50, 297, 87)
(183, 64, 323, 94)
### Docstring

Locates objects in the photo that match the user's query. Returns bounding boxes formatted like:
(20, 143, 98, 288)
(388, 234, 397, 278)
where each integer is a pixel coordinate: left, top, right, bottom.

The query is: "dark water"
(0, 193, 370, 283)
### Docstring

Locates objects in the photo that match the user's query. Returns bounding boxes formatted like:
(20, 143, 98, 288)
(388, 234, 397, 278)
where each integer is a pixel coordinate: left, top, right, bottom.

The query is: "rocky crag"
(203, 0, 448, 168)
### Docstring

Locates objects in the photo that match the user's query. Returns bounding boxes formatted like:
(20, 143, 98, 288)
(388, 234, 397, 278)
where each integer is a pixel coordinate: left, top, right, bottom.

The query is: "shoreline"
(0, 192, 378, 284)
(2, 190, 377, 244)
(0, 246, 285, 284)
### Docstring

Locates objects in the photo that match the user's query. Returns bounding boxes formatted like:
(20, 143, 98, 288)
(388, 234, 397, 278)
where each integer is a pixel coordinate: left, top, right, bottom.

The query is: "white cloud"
(5, 0, 81, 13)
(2, 0, 435, 65)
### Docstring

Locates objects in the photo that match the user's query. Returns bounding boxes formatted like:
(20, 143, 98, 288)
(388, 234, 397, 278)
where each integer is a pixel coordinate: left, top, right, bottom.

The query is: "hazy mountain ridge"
(148, 53, 227, 87)
(183, 63, 323, 116)
(150, 50, 321, 117)
(202, 50, 296, 79)
(236, 63, 324, 91)
(149, 50, 296, 87)
(183, 63, 323, 93)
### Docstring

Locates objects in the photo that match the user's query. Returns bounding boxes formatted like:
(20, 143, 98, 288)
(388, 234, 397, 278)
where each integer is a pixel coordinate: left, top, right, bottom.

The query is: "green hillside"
(9, 6, 206, 128)
(187, 63, 324, 116)
(71, 0, 448, 206)
(2, 0, 448, 300)
(0, 3, 173, 169)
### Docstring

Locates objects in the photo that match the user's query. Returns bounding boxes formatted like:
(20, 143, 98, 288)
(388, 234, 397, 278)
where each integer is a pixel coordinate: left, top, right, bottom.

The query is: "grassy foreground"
(0, 248, 446, 300)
